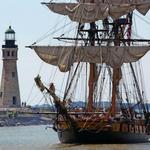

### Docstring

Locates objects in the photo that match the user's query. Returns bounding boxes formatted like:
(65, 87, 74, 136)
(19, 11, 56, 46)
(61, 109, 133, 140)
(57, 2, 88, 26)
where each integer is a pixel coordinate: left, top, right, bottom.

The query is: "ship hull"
(57, 128, 150, 143)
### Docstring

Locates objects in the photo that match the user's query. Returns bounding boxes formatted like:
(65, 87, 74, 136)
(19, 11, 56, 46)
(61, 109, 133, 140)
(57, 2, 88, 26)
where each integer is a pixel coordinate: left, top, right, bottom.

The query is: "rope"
(31, 20, 73, 45)
(25, 61, 44, 105)
(26, 83, 36, 105)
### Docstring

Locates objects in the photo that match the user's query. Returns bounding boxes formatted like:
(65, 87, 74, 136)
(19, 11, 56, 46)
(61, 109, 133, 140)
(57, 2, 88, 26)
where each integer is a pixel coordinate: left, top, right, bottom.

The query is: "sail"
(31, 45, 150, 72)
(45, 1, 150, 23)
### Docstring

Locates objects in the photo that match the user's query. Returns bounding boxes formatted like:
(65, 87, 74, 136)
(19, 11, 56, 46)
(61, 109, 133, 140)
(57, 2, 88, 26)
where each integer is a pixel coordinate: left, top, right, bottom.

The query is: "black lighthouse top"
(2, 26, 17, 48)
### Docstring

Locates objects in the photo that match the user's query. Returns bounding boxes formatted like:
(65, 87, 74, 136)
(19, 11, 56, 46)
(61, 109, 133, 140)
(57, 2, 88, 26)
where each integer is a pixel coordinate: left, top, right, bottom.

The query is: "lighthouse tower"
(0, 26, 21, 108)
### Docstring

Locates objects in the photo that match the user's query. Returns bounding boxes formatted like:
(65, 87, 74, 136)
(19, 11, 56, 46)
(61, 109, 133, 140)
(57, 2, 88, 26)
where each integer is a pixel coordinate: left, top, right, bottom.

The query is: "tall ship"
(29, 0, 150, 143)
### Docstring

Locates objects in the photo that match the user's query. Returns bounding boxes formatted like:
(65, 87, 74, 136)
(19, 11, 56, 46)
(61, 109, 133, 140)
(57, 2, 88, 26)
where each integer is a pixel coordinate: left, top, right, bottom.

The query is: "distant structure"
(0, 26, 21, 108)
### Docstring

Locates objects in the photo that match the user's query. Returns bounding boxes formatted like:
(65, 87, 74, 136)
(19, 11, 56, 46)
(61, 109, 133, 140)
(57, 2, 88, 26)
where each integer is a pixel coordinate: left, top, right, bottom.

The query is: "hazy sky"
(0, 0, 53, 105)
(0, 0, 150, 105)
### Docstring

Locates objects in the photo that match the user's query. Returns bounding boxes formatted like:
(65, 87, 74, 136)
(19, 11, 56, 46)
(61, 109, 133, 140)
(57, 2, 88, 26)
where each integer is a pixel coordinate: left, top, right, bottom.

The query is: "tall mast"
(111, 68, 121, 117)
(87, 22, 96, 112)
(111, 19, 122, 117)
(111, 14, 132, 117)
(87, 0, 96, 112)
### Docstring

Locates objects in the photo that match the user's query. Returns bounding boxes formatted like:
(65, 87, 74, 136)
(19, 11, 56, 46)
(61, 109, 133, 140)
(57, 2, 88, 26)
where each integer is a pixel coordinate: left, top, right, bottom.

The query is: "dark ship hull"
(57, 128, 150, 144)
(53, 111, 150, 144)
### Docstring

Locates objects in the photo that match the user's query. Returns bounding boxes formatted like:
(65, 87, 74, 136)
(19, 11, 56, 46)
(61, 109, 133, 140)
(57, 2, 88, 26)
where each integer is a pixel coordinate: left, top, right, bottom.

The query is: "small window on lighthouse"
(13, 96, 17, 105)
(12, 72, 15, 78)
(12, 51, 14, 56)
(0, 92, 2, 97)
(7, 51, 10, 56)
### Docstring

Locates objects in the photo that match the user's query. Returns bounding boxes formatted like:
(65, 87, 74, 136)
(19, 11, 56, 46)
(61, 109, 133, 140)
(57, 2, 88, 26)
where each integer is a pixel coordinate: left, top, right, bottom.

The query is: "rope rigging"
(25, 1, 150, 134)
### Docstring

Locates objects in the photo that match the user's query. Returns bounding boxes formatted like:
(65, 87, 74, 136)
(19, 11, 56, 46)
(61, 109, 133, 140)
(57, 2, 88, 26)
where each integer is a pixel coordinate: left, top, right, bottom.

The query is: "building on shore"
(0, 26, 21, 108)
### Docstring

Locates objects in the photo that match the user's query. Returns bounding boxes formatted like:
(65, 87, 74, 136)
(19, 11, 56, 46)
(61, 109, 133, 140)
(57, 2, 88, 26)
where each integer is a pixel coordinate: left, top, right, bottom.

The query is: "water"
(0, 125, 150, 150)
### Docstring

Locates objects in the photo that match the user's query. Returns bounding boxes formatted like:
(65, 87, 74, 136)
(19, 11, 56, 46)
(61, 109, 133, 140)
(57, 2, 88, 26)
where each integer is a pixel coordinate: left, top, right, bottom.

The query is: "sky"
(0, 0, 54, 105)
(0, 0, 150, 105)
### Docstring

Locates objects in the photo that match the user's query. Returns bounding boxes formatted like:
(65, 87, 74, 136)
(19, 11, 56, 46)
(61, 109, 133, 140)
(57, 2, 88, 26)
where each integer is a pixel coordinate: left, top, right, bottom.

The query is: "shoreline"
(0, 115, 52, 127)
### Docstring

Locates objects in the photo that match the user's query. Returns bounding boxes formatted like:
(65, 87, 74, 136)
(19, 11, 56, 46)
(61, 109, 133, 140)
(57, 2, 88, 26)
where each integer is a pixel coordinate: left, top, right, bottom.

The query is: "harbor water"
(0, 125, 150, 150)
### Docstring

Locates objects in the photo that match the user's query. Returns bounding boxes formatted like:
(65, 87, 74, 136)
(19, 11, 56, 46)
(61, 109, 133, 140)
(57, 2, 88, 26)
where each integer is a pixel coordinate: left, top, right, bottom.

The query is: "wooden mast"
(111, 21, 121, 117)
(87, 22, 96, 112)
(112, 68, 121, 117)
(111, 14, 133, 117)
(87, 0, 96, 112)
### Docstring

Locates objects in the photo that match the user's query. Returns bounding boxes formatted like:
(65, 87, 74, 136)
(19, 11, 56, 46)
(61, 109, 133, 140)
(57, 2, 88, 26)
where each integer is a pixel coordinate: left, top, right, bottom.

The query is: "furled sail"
(44, 0, 150, 23)
(30, 45, 150, 72)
